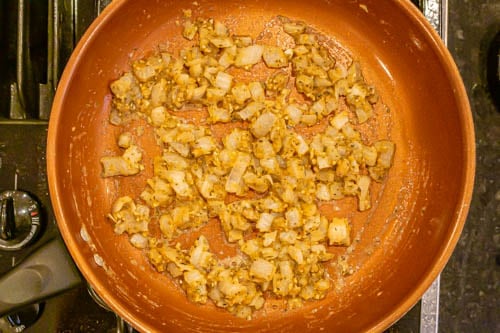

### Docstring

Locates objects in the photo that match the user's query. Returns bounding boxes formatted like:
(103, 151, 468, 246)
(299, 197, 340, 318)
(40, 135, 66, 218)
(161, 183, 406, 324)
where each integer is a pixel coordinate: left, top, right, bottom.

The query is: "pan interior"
(48, 0, 473, 332)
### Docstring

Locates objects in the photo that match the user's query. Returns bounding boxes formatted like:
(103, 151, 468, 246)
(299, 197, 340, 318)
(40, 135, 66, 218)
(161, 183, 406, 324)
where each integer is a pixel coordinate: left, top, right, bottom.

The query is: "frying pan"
(47, 0, 475, 332)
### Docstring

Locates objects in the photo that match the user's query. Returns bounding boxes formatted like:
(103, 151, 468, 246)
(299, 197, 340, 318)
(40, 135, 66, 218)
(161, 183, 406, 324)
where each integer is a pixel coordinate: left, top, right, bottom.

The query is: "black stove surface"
(0, 0, 498, 332)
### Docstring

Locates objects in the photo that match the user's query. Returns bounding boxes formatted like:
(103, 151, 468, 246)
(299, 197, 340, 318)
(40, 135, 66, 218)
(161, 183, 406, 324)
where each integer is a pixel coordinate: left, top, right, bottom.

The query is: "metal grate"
(0, 0, 111, 121)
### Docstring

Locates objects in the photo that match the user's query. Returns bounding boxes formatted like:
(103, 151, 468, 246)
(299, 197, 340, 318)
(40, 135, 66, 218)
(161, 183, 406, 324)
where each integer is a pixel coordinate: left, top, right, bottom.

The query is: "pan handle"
(0, 237, 82, 317)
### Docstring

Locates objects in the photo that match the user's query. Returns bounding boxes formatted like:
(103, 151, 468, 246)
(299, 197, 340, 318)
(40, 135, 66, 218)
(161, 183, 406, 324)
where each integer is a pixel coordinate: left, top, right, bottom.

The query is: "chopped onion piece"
(215, 71, 233, 92)
(250, 112, 277, 138)
(235, 45, 263, 68)
(250, 259, 275, 282)
(328, 218, 351, 246)
(262, 46, 289, 68)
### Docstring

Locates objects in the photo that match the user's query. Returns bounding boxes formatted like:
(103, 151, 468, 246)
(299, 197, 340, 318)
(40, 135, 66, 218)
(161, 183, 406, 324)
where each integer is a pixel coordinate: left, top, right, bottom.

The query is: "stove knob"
(0, 191, 41, 251)
(0, 196, 15, 240)
(5, 303, 44, 332)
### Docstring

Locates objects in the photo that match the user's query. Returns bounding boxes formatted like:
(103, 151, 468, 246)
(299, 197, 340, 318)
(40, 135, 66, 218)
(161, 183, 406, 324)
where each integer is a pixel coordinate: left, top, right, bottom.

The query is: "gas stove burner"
(87, 285, 138, 333)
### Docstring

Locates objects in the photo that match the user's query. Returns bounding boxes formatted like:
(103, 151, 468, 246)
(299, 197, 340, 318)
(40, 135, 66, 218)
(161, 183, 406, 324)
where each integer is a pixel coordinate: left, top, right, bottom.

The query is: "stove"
(0, 0, 497, 332)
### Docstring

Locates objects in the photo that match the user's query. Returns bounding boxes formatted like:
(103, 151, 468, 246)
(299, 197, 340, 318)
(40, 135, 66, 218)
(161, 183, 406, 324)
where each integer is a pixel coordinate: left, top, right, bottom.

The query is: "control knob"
(0, 190, 41, 251)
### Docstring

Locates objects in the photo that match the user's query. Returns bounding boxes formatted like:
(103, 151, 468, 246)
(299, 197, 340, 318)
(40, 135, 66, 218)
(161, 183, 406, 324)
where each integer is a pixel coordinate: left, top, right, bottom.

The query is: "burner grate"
(0, 0, 111, 121)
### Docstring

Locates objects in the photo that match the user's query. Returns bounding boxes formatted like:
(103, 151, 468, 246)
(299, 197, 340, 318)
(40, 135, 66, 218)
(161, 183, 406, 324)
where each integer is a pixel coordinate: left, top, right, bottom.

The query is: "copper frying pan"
(47, 0, 475, 332)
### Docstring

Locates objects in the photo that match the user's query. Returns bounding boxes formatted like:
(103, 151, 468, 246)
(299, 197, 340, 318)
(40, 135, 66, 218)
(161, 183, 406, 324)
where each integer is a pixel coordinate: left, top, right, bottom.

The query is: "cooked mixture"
(101, 13, 394, 319)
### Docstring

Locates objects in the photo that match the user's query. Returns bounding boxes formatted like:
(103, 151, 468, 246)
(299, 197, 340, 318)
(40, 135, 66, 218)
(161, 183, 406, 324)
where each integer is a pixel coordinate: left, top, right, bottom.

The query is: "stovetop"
(0, 0, 498, 332)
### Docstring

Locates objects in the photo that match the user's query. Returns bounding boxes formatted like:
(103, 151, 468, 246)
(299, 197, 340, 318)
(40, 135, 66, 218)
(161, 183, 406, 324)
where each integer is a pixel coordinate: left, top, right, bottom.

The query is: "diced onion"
(105, 14, 395, 320)
(235, 45, 264, 68)
(250, 112, 277, 138)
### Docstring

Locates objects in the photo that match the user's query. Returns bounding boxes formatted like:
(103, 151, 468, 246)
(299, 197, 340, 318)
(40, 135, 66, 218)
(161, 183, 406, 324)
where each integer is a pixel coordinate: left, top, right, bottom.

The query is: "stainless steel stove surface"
(0, 1, 498, 332)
